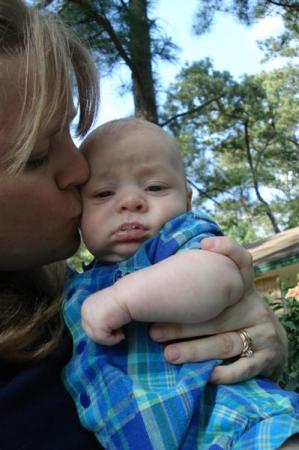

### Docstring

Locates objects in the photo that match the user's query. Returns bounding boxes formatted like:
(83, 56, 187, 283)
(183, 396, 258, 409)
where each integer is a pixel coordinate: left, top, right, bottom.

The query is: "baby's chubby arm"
(81, 250, 244, 345)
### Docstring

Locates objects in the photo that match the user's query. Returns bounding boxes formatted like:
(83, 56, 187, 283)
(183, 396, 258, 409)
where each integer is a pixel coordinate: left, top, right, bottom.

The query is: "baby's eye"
(95, 190, 114, 198)
(146, 185, 165, 192)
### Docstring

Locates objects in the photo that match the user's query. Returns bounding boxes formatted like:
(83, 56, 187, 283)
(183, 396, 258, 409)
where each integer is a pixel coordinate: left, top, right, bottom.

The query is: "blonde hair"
(0, 0, 99, 365)
(0, 0, 99, 173)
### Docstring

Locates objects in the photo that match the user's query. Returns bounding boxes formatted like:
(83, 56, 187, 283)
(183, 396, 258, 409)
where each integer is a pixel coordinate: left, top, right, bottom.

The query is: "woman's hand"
(149, 237, 288, 384)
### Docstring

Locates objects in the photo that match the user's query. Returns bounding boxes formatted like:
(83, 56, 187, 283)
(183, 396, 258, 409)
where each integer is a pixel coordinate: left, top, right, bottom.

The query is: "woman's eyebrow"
(48, 108, 77, 135)
(49, 124, 62, 136)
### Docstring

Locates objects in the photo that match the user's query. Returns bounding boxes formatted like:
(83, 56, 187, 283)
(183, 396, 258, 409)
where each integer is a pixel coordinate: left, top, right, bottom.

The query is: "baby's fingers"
(98, 329, 126, 346)
(82, 315, 125, 345)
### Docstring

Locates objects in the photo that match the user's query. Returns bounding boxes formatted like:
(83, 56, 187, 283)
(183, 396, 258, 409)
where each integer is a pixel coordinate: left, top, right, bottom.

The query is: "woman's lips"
(113, 222, 148, 241)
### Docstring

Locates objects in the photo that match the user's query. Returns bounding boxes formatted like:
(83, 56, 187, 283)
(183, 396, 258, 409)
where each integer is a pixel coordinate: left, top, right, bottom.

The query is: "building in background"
(247, 227, 299, 299)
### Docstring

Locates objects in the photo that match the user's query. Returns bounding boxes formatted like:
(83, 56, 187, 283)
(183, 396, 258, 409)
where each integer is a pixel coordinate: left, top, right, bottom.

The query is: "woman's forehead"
(0, 54, 73, 124)
(0, 56, 25, 116)
(0, 55, 73, 167)
(0, 53, 24, 86)
(0, 60, 23, 154)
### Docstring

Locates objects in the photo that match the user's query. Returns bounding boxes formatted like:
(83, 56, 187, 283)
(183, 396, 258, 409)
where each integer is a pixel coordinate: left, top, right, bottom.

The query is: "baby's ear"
(186, 187, 192, 211)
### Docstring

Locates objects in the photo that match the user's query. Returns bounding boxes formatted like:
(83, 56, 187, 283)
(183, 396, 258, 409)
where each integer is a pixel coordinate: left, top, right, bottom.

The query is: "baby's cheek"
(80, 215, 98, 250)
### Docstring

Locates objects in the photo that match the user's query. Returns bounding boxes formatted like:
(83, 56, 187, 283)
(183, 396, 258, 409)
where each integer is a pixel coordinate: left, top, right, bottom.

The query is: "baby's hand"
(81, 286, 132, 345)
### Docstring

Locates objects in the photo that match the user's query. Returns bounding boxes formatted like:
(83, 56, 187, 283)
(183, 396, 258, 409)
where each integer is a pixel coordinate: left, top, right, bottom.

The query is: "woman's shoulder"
(0, 333, 101, 450)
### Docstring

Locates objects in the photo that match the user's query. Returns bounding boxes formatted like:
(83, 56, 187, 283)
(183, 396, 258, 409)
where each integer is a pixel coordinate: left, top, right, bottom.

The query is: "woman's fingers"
(150, 236, 288, 384)
(150, 292, 267, 341)
(209, 352, 269, 384)
(161, 323, 271, 364)
(161, 327, 280, 384)
(201, 236, 253, 271)
(162, 331, 244, 364)
(150, 299, 286, 383)
(201, 237, 254, 290)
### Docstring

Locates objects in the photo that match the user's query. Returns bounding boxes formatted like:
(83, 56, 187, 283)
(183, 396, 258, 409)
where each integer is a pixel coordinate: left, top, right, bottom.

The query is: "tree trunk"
(128, 0, 158, 123)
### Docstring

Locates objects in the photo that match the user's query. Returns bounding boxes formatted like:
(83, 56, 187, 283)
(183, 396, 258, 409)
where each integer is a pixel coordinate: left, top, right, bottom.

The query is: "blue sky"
(96, 0, 284, 125)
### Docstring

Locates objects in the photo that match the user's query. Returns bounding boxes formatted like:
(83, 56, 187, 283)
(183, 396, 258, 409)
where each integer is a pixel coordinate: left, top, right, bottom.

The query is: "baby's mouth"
(114, 222, 148, 241)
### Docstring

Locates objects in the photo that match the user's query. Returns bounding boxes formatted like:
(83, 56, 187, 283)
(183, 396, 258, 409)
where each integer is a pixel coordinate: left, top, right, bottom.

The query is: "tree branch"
(159, 95, 223, 127)
(287, 136, 299, 150)
(119, 0, 130, 12)
(267, 0, 299, 10)
(243, 119, 280, 233)
(69, 0, 144, 90)
(187, 178, 222, 206)
(36, 0, 56, 8)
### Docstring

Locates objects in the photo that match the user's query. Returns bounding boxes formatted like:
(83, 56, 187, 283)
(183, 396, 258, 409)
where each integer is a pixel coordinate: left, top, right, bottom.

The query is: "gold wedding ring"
(238, 329, 253, 358)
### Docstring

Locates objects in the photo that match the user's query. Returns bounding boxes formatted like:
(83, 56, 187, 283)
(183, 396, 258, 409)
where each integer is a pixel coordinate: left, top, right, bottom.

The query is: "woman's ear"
(186, 187, 192, 211)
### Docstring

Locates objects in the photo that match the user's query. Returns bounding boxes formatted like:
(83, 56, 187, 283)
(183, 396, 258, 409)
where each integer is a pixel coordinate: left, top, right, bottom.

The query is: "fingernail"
(209, 374, 218, 384)
(150, 327, 165, 342)
(201, 237, 216, 250)
(165, 346, 180, 362)
(210, 370, 219, 384)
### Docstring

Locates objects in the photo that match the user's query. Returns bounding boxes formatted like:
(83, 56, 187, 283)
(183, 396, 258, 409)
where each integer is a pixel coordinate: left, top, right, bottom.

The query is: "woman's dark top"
(0, 333, 102, 450)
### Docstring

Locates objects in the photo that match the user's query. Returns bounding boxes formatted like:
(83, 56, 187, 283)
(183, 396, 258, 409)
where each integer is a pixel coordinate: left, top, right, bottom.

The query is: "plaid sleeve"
(144, 210, 224, 264)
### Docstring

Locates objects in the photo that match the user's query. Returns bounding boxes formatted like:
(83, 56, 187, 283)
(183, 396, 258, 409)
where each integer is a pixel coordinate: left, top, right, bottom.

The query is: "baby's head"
(80, 118, 192, 262)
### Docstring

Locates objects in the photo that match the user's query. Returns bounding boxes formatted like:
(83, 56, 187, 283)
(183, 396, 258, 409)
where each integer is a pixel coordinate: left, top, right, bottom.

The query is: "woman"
(0, 1, 290, 449)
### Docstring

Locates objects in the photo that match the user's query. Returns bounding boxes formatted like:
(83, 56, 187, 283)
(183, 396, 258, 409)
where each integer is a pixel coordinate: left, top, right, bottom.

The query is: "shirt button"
(77, 339, 87, 354)
(80, 392, 90, 408)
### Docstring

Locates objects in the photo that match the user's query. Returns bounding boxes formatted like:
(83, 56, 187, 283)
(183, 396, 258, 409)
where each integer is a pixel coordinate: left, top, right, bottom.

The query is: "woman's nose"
(55, 139, 89, 189)
(116, 189, 148, 213)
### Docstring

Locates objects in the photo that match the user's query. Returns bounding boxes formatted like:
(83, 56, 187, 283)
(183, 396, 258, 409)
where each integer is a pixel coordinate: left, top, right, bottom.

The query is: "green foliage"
(163, 61, 299, 240)
(37, 0, 299, 239)
(37, 0, 179, 122)
(54, 0, 178, 72)
(269, 283, 299, 393)
(193, 1, 299, 60)
(279, 298, 299, 392)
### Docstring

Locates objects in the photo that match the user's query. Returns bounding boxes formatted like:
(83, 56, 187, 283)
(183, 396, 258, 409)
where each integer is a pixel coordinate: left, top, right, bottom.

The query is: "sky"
(96, 0, 285, 125)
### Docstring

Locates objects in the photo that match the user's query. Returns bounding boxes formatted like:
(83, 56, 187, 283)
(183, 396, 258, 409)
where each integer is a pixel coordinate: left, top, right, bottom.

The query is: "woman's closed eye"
(26, 153, 49, 170)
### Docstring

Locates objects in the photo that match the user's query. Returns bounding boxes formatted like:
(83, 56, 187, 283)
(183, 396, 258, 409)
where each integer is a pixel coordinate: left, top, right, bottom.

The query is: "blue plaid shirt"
(63, 211, 299, 449)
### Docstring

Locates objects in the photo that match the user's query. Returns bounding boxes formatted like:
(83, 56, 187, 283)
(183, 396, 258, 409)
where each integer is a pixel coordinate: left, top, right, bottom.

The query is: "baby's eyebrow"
(135, 163, 167, 176)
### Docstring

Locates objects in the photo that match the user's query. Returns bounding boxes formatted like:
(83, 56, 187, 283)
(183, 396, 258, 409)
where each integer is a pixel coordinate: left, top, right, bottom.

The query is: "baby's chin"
(98, 241, 144, 263)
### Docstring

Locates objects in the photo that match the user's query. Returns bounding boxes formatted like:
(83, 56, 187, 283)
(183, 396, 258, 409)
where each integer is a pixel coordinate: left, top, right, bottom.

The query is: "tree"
(37, 0, 298, 124)
(163, 59, 299, 240)
(36, 0, 178, 123)
(37, 0, 298, 239)
(193, 0, 299, 60)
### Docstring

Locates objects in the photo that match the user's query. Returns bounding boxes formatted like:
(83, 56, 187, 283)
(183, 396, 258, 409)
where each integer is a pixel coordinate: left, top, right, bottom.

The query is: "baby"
(63, 118, 299, 450)
(79, 118, 242, 344)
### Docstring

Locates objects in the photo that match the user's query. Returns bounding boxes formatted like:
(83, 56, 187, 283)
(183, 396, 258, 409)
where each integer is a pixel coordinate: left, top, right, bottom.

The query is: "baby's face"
(80, 126, 191, 262)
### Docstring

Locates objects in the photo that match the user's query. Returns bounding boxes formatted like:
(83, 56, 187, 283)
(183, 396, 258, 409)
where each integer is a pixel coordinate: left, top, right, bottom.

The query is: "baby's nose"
(116, 190, 148, 213)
